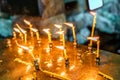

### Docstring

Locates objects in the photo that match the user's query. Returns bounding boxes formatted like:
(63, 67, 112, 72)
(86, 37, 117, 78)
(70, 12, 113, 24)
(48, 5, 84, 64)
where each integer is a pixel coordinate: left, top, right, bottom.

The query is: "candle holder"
(24, 20, 33, 38)
(87, 36, 100, 65)
(43, 29, 53, 49)
(34, 59, 40, 71)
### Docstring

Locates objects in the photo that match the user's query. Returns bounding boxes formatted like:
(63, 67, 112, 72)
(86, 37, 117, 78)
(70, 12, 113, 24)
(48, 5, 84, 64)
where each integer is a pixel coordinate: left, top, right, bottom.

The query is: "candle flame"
(16, 24, 27, 34)
(54, 24, 62, 28)
(60, 72, 66, 76)
(31, 28, 38, 32)
(56, 46, 65, 50)
(24, 19, 31, 25)
(56, 31, 64, 35)
(87, 37, 99, 41)
(43, 29, 50, 33)
(64, 23, 73, 27)
(14, 28, 21, 33)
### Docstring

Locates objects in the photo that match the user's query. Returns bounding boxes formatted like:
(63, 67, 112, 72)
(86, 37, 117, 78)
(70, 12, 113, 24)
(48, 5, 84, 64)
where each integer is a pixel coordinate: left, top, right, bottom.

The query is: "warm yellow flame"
(56, 31, 64, 35)
(43, 29, 50, 33)
(54, 24, 62, 28)
(24, 19, 31, 25)
(14, 28, 21, 33)
(16, 24, 27, 34)
(56, 46, 65, 50)
(87, 37, 99, 41)
(64, 22, 73, 27)
(31, 28, 38, 32)
(26, 65, 32, 73)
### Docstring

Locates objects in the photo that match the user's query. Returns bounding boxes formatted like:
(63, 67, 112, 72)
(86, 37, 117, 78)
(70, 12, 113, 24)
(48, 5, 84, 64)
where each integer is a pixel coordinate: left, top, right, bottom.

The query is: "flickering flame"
(64, 23, 73, 27)
(56, 31, 64, 35)
(43, 29, 50, 33)
(16, 24, 27, 34)
(14, 58, 33, 66)
(56, 46, 65, 50)
(14, 28, 21, 33)
(30, 28, 38, 32)
(24, 19, 31, 25)
(54, 24, 62, 29)
(90, 11, 96, 16)
(87, 37, 99, 41)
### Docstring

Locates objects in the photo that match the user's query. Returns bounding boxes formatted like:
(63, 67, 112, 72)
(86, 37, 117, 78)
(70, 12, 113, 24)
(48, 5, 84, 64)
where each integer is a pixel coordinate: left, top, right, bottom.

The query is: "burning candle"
(31, 28, 40, 40)
(16, 24, 27, 44)
(89, 11, 97, 47)
(64, 23, 76, 47)
(43, 29, 52, 43)
(24, 19, 33, 37)
(54, 24, 62, 42)
(14, 28, 24, 41)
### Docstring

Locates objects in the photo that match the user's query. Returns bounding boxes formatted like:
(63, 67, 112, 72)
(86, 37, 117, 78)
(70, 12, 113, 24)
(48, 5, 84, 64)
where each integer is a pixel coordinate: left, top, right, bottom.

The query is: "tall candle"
(43, 29, 52, 43)
(90, 14, 97, 47)
(97, 40, 100, 58)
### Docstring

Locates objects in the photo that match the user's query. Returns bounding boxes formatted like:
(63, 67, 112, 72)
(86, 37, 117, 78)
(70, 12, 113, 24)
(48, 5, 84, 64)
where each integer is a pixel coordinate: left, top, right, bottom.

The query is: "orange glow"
(56, 46, 65, 50)
(26, 65, 32, 73)
(69, 65, 75, 71)
(18, 47, 24, 55)
(60, 71, 66, 76)
(57, 56, 64, 63)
